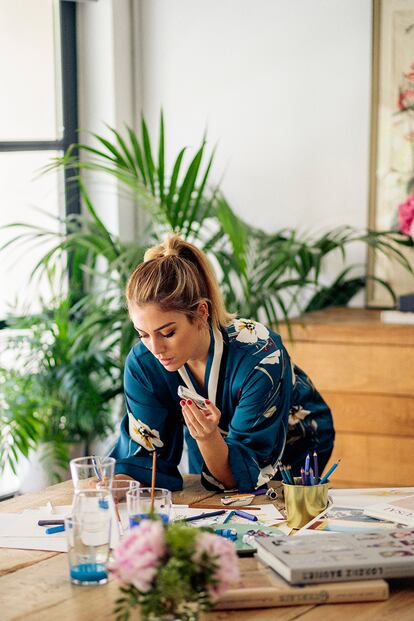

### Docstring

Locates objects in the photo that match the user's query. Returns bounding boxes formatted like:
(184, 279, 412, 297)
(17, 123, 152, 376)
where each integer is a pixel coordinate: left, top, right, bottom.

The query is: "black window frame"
(0, 0, 79, 328)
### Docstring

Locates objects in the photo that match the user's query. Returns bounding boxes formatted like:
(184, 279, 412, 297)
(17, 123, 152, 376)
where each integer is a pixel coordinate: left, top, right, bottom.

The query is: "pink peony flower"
(109, 520, 166, 592)
(193, 532, 240, 600)
(398, 193, 414, 240)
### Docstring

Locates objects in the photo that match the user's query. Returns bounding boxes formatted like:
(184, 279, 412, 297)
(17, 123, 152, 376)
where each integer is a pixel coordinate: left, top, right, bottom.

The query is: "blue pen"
(184, 510, 226, 522)
(45, 524, 65, 534)
(313, 450, 319, 481)
(309, 467, 315, 486)
(319, 458, 341, 485)
(278, 463, 289, 484)
(234, 509, 258, 522)
(222, 510, 235, 524)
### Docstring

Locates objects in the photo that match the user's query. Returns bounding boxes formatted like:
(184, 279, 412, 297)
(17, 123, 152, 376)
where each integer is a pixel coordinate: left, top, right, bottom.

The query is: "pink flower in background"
(193, 532, 240, 600)
(398, 193, 414, 240)
(109, 520, 166, 592)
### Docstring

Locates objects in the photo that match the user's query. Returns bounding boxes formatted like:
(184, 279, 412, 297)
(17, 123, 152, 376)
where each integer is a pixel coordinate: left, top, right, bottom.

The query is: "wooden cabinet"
(279, 307, 414, 487)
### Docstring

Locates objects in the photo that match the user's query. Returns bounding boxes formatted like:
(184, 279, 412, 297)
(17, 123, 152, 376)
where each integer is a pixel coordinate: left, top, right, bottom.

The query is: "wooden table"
(1, 478, 414, 621)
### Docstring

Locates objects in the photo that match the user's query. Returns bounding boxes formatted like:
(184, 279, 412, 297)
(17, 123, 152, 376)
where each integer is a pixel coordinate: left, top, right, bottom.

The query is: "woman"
(111, 235, 335, 492)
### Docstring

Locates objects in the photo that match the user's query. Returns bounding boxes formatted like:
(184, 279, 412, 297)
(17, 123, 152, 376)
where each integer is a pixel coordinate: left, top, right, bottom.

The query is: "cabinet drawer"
(324, 392, 414, 436)
(287, 342, 414, 396)
(330, 432, 414, 487)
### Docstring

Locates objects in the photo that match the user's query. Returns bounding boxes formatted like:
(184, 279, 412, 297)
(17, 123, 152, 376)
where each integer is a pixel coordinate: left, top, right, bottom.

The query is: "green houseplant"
(1, 111, 412, 475)
(0, 294, 119, 478)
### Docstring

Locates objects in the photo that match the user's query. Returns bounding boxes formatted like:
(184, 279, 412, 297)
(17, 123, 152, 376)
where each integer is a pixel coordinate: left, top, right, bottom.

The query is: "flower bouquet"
(110, 519, 240, 621)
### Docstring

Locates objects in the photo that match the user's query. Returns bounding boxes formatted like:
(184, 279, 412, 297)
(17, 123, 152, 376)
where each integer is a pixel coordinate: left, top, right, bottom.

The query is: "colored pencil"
(319, 458, 341, 485)
(313, 450, 319, 480)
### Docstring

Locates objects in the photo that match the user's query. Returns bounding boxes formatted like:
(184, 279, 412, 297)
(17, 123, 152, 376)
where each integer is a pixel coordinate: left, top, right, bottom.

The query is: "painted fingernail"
(205, 400, 211, 405)
(187, 399, 192, 405)
(180, 400, 186, 406)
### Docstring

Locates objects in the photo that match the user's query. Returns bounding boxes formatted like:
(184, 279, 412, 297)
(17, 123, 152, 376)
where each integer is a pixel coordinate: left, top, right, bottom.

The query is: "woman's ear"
(196, 300, 209, 322)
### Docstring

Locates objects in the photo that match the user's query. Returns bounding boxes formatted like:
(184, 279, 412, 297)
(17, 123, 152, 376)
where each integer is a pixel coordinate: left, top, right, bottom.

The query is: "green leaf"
(141, 115, 155, 194)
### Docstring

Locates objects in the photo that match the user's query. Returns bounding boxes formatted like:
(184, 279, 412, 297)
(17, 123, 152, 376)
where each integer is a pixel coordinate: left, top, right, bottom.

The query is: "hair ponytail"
(126, 234, 234, 329)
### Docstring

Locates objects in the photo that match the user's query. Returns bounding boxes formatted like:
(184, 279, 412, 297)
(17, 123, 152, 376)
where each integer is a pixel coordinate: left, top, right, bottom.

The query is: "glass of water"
(126, 487, 172, 528)
(66, 489, 112, 585)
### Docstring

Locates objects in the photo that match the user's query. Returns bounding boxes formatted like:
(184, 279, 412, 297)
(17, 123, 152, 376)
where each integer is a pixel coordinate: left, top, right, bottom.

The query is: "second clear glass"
(126, 487, 172, 527)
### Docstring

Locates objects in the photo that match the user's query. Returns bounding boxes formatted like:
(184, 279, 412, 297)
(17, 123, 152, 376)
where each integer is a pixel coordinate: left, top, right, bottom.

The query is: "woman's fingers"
(180, 398, 222, 440)
(182, 408, 203, 436)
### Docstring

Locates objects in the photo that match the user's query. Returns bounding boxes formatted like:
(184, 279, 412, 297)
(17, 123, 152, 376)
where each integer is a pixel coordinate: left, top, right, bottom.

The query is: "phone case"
(177, 385, 208, 410)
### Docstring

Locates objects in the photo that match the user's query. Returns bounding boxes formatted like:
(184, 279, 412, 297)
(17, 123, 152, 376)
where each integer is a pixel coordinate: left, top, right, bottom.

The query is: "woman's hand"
(180, 399, 221, 441)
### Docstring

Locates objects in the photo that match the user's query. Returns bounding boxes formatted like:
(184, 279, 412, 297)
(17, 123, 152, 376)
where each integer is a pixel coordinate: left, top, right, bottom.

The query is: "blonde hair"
(126, 234, 234, 330)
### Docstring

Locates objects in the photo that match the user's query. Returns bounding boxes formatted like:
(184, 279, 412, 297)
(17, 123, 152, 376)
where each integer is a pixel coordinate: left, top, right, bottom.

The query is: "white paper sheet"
(329, 487, 414, 509)
(0, 505, 71, 552)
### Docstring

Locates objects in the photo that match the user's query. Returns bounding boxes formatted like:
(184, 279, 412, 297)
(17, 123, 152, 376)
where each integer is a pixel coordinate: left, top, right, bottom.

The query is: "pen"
(278, 463, 289, 484)
(313, 450, 319, 481)
(184, 510, 226, 522)
(309, 467, 315, 486)
(233, 510, 258, 522)
(45, 524, 65, 534)
(319, 458, 341, 485)
(222, 510, 235, 524)
(38, 519, 65, 526)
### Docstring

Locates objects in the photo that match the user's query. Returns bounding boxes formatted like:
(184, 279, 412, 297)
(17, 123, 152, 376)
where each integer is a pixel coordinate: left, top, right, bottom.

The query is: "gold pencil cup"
(283, 477, 329, 529)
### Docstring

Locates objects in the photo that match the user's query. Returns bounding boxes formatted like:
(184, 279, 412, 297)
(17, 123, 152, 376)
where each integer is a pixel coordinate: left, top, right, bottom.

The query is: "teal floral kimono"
(110, 319, 335, 492)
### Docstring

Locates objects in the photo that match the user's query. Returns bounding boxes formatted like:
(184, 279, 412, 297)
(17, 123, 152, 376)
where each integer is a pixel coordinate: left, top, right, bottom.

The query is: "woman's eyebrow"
(136, 321, 177, 333)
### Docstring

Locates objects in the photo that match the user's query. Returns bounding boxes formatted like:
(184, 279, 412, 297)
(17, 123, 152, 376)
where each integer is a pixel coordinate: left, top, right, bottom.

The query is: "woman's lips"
(159, 357, 174, 367)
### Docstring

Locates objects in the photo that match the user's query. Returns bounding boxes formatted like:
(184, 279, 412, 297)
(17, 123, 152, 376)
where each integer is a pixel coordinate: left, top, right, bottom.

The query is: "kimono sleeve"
(110, 349, 183, 491)
(204, 348, 292, 493)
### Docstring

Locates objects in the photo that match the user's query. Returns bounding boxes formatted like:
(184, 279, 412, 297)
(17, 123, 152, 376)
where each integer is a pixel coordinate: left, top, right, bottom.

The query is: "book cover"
(215, 557, 389, 609)
(380, 310, 414, 324)
(364, 495, 414, 527)
(255, 527, 414, 585)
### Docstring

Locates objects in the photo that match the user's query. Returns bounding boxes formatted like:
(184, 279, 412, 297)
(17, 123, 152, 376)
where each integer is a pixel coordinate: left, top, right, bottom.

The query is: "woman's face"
(129, 303, 209, 371)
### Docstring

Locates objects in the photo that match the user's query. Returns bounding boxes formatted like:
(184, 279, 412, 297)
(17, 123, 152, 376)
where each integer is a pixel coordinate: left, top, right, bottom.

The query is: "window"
(0, 0, 79, 321)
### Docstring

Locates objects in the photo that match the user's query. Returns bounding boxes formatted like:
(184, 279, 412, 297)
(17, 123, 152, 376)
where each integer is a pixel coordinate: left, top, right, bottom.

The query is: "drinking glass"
(69, 456, 115, 492)
(96, 478, 140, 535)
(66, 490, 112, 585)
(126, 487, 172, 527)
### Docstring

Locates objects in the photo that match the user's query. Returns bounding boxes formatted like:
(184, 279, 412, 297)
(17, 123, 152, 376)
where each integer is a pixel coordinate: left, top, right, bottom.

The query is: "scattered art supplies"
(254, 527, 414, 585)
(364, 495, 414, 527)
(211, 522, 286, 555)
(171, 503, 284, 527)
(214, 556, 389, 609)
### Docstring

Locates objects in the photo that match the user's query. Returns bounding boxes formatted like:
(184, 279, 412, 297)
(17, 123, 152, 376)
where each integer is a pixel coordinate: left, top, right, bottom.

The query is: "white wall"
(76, 0, 141, 240)
(139, 0, 373, 285)
(77, 0, 373, 293)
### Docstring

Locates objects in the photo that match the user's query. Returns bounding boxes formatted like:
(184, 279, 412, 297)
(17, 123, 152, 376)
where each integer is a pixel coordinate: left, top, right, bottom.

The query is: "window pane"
(0, 0, 62, 141)
(0, 151, 65, 317)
